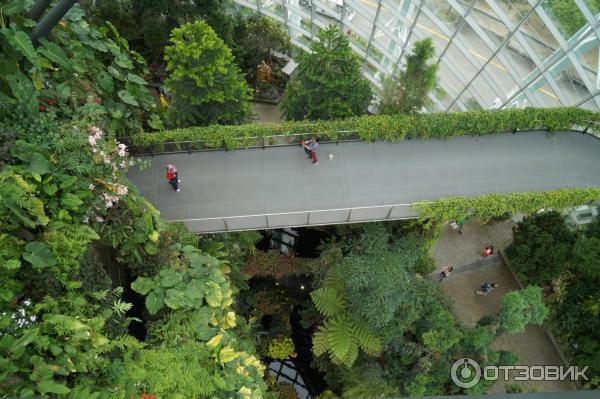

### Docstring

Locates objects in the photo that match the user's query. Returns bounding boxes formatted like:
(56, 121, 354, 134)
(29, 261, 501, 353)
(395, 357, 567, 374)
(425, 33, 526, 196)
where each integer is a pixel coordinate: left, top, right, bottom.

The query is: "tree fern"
(310, 287, 345, 317)
(353, 321, 383, 356)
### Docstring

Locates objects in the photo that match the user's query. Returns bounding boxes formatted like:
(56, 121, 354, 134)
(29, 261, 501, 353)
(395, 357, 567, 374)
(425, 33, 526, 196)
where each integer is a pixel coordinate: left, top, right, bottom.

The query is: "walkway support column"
(29, 0, 77, 44)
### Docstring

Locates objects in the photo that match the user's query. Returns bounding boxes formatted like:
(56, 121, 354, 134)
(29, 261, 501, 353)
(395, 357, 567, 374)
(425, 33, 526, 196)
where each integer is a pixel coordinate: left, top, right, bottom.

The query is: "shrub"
(131, 107, 600, 151)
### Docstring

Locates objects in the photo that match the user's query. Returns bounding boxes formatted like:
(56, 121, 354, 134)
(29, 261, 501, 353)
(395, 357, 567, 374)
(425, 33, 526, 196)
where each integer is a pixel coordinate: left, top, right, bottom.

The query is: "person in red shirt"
(165, 164, 180, 192)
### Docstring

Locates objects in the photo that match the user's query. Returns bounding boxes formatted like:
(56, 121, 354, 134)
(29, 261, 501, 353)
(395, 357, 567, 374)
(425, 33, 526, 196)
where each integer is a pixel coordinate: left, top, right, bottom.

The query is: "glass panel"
(579, 95, 600, 112)
(492, 0, 533, 25)
(584, 0, 600, 17)
(574, 32, 599, 91)
(444, 41, 479, 82)
(478, 54, 518, 100)
(521, 6, 560, 61)
(422, 0, 462, 34)
(436, 59, 465, 107)
(505, 92, 530, 109)
(468, 1, 510, 49)
(548, 58, 590, 105)
(261, 0, 285, 18)
(527, 76, 562, 107)
(471, 72, 501, 108)
(458, 87, 486, 110)
(497, 41, 535, 81)
(541, 0, 588, 40)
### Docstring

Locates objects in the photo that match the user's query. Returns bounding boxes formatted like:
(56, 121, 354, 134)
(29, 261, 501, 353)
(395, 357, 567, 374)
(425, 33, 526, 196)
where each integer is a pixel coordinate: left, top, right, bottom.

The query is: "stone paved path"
(433, 225, 575, 393)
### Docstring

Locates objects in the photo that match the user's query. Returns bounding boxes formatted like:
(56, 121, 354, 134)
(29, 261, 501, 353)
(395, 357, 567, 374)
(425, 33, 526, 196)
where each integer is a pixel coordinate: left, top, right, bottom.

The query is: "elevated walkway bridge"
(127, 129, 600, 233)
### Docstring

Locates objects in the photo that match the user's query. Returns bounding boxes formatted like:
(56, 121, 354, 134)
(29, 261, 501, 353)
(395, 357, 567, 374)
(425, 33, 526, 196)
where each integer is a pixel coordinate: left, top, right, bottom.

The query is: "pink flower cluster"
(83, 126, 132, 223)
(88, 127, 103, 153)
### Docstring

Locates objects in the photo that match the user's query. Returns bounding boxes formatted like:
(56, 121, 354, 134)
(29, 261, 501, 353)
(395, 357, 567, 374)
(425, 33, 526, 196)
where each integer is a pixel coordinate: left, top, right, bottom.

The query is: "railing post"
(346, 209, 352, 222)
(187, 142, 191, 154)
(263, 136, 266, 150)
(150, 145, 154, 157)
(223, 218, 229, 231)
(306, 212, 310, 226)
(265, 215, 269, 228)
(386, 206, 394, 219)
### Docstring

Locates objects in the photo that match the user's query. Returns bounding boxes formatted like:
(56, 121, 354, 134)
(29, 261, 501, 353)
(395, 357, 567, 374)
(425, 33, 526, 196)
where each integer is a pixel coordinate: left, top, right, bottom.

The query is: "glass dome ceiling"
(233, 0, 600, 111)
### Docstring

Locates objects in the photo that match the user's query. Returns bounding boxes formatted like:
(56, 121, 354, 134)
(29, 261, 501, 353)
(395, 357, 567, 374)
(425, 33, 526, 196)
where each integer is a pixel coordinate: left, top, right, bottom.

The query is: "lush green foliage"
(232, 14, 291, 81)
(82, 0, 236, 65)
(280, 26, 372, 121)
(545, 0, 596, 37)
(380, 38, 439, 114)
(506, 214, 600, 387)
(415, 188, 600, 229)
(164, 20, 252, 128)
(498, 286, 549, 335)
(311, 270, 383, 367)
(507, 211, 576, 285)
(306, 223, 500, 396)
(0, 5, 269, 397)
(0, 4, 159, 140)
(131, 106, 599, 150)
(267, 337, 296, 360)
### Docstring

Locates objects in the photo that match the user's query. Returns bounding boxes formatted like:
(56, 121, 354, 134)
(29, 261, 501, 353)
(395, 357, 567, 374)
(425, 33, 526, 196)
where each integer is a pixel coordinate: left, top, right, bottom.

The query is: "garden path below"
(433, 225, 575, 393)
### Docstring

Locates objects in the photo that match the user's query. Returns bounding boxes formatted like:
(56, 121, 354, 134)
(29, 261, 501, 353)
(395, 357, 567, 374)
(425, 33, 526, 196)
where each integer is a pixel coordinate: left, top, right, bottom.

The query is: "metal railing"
(175, 202, 422, 233)
(122, 120, 600, 156)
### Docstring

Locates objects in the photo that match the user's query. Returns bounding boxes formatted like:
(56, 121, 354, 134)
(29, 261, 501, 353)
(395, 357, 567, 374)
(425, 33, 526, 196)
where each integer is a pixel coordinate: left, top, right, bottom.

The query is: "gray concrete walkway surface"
(128, 131, 600, 233)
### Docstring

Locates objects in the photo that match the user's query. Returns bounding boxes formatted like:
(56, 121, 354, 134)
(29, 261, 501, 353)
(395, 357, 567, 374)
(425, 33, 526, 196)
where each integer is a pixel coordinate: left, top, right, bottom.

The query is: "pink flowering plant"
(82, 126, 139, 225)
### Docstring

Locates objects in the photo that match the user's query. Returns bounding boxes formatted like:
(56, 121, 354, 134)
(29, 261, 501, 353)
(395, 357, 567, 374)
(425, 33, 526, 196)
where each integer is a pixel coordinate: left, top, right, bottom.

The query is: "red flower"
(39, 104, 46, 112)
(141, 394, 148, 399)
(150, 395, 156, 399)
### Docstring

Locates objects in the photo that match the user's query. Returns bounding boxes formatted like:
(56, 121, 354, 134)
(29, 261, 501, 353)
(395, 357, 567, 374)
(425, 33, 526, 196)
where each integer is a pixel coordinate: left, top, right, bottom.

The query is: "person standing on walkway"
(165, 164, 180, 192)
(438, 266, 454, 282)
(450, 217, 465, 235)
(476, 281, 498, 296)
(301, 136, 319, 165)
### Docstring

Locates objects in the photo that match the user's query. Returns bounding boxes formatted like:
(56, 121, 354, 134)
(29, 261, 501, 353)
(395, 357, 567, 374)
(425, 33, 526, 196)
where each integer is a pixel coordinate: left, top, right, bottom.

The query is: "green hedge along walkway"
(127, 131, 600, 233)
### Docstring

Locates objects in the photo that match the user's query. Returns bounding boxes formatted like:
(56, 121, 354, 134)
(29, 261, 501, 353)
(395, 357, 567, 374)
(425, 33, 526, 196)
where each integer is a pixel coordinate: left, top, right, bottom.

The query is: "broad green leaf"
(117, 89, 139, 106)
(12, 328, 39, 351)
(131, 277, 154, 295)
(205, 281, 222, 308)
(61, 193, 83, 211)
(17, 152, 50, 175)
(22, 242, 56, 269)
(38, 39, 73, 70)
(145, 290, 164, 315)
(184, 279, 205, 299)
(37, 380, 71, 394)
(97, 72, 114, 93)
(164, 288, 186, 309)
(1, 29, 37, 65)
(0, 0, 27, 16)
(107, 66, 123, 80)
(159, 268, 181, 288)
(144, 242, 158, 255)
(59, 175, 78, 189)
(57, 209, 70, 220)
(114, 55, 133, 69)
(127, 73, 147, 85)
(43, 184, 58, 195)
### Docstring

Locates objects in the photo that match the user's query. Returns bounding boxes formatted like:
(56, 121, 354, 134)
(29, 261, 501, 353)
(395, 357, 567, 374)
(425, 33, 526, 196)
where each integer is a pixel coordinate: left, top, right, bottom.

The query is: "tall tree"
(498, 286, 549, 335)
(164, 20, 252, 127)
(232, 14, 291, 79)
(280, 26, 372, 120)
(380, 38, 438, 114)
(506, 211, 576, 285)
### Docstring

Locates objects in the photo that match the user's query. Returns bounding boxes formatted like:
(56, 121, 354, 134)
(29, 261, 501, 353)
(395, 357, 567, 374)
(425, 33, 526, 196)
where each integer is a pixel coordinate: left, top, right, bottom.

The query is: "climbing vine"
(131, 107, 600, 151)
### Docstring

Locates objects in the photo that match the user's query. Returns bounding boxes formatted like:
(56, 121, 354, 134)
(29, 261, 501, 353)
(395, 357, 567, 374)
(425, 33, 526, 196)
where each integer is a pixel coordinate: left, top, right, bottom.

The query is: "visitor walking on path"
(438, 266, 454, 282)
(450, 218, 465, 235)
(301, 136, 319, 165)
(475, 281, 498, 296)
(481, 245, 495, 258)
(165, 164, 180, 192)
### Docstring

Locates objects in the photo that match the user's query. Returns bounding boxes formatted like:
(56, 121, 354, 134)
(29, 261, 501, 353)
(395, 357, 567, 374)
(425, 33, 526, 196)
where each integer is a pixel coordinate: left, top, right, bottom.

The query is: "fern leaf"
(311, 287, 345, 317)
(325, 315, 354, 363)
(353, 321, 383, 356)
(312, 328, 328, 357)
